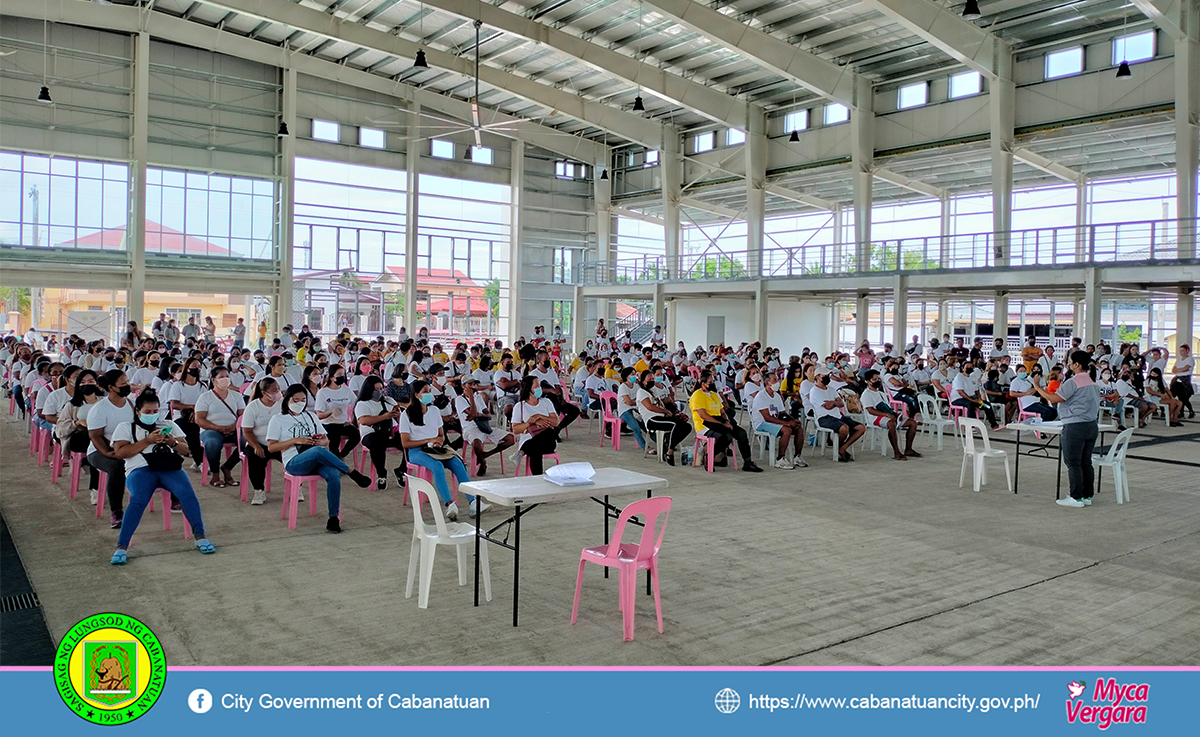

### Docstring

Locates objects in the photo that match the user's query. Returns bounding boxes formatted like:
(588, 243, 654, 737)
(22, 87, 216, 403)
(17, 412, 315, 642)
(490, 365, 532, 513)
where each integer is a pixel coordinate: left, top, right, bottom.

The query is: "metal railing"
(579, 217, 1199, 285)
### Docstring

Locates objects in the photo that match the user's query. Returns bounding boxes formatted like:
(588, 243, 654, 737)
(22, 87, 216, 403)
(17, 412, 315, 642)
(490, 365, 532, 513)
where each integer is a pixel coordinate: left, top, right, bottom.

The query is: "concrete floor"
(3, 412, 1198, 666)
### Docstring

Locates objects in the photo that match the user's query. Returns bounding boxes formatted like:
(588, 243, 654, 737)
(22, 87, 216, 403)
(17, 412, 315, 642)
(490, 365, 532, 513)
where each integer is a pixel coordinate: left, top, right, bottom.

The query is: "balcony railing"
(579, 217, 1199, 285)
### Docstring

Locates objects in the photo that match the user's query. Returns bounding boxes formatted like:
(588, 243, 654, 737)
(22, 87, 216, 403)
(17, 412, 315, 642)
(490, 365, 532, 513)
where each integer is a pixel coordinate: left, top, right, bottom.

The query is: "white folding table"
(1006, 420, 1118, 498)
(459, 467, 669, 627)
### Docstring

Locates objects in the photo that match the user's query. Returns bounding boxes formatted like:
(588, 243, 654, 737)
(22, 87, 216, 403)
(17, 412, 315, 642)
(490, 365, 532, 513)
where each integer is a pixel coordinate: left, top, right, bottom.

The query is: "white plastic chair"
(917, 394, 958, 451)
(1093, 427, 1134, 504)
(805, 414, 852, 460)
(958, 418, 1011, 492)
(646, 427, 669, 463)
(404, 474, 491, 609)
(753, 427, 778, 463)
(855, 412, 889, 456)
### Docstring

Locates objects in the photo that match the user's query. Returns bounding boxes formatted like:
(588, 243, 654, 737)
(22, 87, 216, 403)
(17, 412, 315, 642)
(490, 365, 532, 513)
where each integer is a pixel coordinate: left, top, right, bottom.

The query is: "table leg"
(603, 493, 610, 580)
(473, 498, 482, 607)
(512, 504, 521, 627)
(645, 489, 652, 596)
(1014, 431, 1021, 494)
(1055, 437, 1062, 500)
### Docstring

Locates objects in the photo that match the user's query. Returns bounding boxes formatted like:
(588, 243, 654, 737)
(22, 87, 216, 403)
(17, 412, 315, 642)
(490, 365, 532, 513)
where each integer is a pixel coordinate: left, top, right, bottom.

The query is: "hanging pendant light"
(38, 19, 52, 103)
(1114, 11, 1131, 79)
(464, 145, 474, 160)
(600, 170, 609, 180)
(1115, 60, 1131, 79)
(962, 0, 981, 20)
(38, 85, 53, 103)
(413, 3, 429, 68)
(632, 95, 645, 112)
(413, 49, 429, 69)
(277, 121, 290, 137)
(788, 129, 800, 143)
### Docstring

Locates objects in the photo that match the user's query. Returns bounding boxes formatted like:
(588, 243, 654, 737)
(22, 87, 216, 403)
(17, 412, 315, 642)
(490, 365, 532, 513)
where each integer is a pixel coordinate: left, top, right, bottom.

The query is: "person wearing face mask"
(315, 365, 360, 459)
(808, 368, 865, 463)
(528, 352, 580, 433)
(689, 370, 762, 472)
(109, 391, 214, 563)
(614, 366, 652, 453)
(399, 379, 482, 522)
(1012, 365, 1056, 421)
(751, 370, 809, 469)
(225, 355, 247, 388)
(87, 370, 136, 528)
(41, 364, 78, 430)
(1145, 367, 1183, 426)
(1028, 351, 1103, 508)
(128, 352, 155, 394)
(509, 375, 562, 478)
(57, 369, 103, 503)
(493, 354, 522, 419)
(860, 369, 921, 461)
(1168, 344, 1195, 419)
(348, 356, 374, 395)
(247, 355, 291, 399)
(267, 385, 371, 533)
(195, 366, 245, 488)
(951, 361, 1001, 430)
(355, 376, 408, 490)
(242, 378, 283, 505)
(169, 358, 207, 470)
(633, 370, 691, 466)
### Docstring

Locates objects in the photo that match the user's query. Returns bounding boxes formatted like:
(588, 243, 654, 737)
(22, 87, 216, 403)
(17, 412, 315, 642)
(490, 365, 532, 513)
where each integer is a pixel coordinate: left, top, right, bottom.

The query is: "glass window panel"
(77, 178, 104, 229)
(360, 127, 386, 149)
(208, 190, 232, 237)
(470, 146, 493, 165)
(253, 180, 273, 197)
(431, 139, 454, 159)
(1113, 31, 1155, 64)
(358, 230, 383, 273)
(78, 161, 104, 180)
(312, 119, 340, 142)
(898, 82, 928, 109)
(949, 71, 982, 98)
(0, 152, 21, 171)
(824, 104, 849, 125)
(103, 163, 127, 180)
(1046, 47, 1084, 79)
(49, 175, 78, 226)
(784, 110, 808, 132)
(726, 129, 746, 146)
(104, 179, 129, 229)
(50, 158, 76, 177)
(24, 156, 49, 174)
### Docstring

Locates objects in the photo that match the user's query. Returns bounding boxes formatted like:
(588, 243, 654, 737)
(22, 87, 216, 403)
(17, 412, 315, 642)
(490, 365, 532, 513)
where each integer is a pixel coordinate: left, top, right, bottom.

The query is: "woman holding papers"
(510, 375, 560, 476)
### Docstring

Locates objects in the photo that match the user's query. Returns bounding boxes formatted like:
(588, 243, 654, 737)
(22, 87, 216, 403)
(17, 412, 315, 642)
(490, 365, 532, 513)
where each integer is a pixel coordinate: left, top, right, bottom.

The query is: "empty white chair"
(405, 474, 491, 609)
(1093, 427, 1134, 504)
(917, 394, 958, 451)
(958, 418, 1011, 492)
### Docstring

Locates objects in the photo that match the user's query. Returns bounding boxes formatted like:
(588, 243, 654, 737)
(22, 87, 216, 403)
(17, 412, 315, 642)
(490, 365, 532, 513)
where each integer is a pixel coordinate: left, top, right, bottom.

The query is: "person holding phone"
(399, 380, 481, 521)
(109, 390, 213, 564)
(266, 385, 372, 533)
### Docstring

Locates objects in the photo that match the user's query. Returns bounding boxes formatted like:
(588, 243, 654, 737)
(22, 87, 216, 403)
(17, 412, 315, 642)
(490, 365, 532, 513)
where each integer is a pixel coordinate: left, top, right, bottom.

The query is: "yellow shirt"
(604, 366, 620, 381)
(469, 356, 481, 371)
(569, 358, 583, 372)
(689, 390, 723, 432)
(296, 347, 308, 364)
(633, 359, 650, 374)
(258, 324, 267, 339)
(433, 351, 449, 364)
(491, 349, 503, 363)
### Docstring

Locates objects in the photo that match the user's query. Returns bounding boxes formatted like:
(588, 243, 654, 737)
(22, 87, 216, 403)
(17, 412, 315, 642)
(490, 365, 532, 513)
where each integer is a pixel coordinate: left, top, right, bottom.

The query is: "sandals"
(209, 474, 227, 488)
(194, 539, 217, 554)
(110, 549, 127, 565)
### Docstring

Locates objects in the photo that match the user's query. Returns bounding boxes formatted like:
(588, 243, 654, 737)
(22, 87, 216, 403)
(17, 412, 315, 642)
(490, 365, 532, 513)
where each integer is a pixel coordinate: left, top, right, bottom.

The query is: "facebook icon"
(188, 689, 213, 714)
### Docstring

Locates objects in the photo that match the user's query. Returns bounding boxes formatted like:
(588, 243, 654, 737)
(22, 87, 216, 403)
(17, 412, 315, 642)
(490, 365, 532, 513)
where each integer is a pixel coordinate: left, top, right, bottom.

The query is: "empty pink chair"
(598, 391, 622, 450)
(280, 473, 322, 529)
(571, 496, 673, 642)
(514, 452, 559, 477)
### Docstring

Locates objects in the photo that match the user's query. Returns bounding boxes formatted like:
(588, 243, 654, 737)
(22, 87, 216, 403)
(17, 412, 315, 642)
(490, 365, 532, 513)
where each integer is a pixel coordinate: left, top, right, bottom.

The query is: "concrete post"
(1177, 288, 1195, 352)
(892, 274, 907, 351)
(937, 300, 948, 340)
(403, 102, 420, 337)
(746, 108, 767, 277)
(1085, 268, 1102, 347)
(662, 131, 682, 279)
(572, 285, 585, 354)
(508, 139, 524, 345)
(995, 292, 1009, 348)
(1176, 13, 1199, 259)
(851, 78, 874, 272)
(855, 292, 869, 348)
(939, 193, 951, 266)
(754, 280, 769, 345)
(666, 297, 677, 348)
(830, 300, 840, 353)
(128, 32, 149, 327)
(275, 66, 297, 334)
(990, 54, 1015, 267)
(595, 153, 612, 328)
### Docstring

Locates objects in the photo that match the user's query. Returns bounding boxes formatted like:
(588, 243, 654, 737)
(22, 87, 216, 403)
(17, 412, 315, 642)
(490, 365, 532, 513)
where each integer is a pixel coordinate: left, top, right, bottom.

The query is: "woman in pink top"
(855, 341, 877, 378)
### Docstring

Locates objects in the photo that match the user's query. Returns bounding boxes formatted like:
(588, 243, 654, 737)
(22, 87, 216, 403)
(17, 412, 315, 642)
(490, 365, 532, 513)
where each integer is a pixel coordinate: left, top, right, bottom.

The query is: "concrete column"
(275, 66, 297, 334)
(1085, 268, 1102, 347)
(661, 130, 682, 279)
(572, 286, 585, 354)
(995, 292, 1009, 347)
(832, 207, 844, 269)
(745, 108, 767, 277)
(652, 282, 664, 339)
(508, 139, 524, 345)
(1178, 288, 1195, 352)
(892, 274, 907, 350)
(1075, 175, 1088, 261)
(850, 78, 874, 272)
(855, 292, 869, 348)
(665, 297, 677, 348)
(594, 155, 612, 326)
(753, 280, 768, 345)
(990, 55, 1016, 267)
(1176, 14, 1199, 259)
(127, 32, 149, 327)
(830, 300, 840, 353)
(937, 300, 948, 340)
(403, 102, 420, 336)
(939, 193, 951, 266)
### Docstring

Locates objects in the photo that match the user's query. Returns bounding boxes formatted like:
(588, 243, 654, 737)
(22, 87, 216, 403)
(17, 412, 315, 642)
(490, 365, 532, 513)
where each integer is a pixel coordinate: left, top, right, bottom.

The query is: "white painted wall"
(767, 299, 833, 354)
(672, 297, 833, 353)
(672, 298, 753, 350)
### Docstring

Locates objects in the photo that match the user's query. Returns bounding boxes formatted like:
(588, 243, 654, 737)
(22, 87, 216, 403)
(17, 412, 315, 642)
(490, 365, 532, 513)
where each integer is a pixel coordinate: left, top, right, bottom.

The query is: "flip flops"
(110, 549, 127, 565)
(194, 539, 217, 554)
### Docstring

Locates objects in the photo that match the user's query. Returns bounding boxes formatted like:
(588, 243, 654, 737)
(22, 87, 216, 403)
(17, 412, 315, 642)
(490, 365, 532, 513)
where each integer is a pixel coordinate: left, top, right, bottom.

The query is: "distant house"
(57, 220, 233, 256)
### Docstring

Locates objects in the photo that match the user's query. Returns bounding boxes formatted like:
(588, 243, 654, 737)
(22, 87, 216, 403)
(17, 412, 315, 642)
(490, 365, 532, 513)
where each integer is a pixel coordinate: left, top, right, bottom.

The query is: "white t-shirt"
(1174, 355, 1196, 377)
(398, 408, 443, 443)
(951, 373, 979, 401)
(195, 389, 245, 427)
(354, 397, 398, 437)
(1010, 375, 1037, 409)
(742, 380, 762, 403)
(510, 398, 557, 450)
(112, 420, 187, 473)
(266, 411, 327, 466)
(471, 368, 493, 387)
(86, 397, 135, 455)
(860, 387, 890, 414)
(808, 385, 844, 420)
(42, 387, 70, 419)
(315, 385, 354, 424)
(1114, 379, 1140, 401)
(454, 393, 488, 426)
(130, 367, 156, 387)
(169, 381, 205, 408)
(241, 398, 280, 444)
(634, 387, 663, 425)
(529, 367, 559, 387)
(493, 369, 521, 397)
(584, 374, 609, 401)
(616, 382, 638, 412)
(989, 348, 1008, 359)
(751, 389, 785, 425)
(798, 379, 817, 409)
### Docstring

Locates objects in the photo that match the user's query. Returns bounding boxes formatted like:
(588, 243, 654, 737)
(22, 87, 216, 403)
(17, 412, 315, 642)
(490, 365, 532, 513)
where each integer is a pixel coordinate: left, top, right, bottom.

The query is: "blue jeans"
(34, 416, 53, 431)
(619, 409, 646, 449)
(285, 446, 348, 517)
(407, 447, 472, 505)
(201, 429, 241, 471)
(120, 467, 206, 548)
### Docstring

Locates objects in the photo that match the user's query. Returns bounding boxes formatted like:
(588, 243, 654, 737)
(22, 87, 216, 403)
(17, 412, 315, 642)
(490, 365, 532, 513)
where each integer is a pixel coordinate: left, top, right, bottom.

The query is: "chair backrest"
(406, 474, 450, 539)
(599, 390, 619, 421)
(605, 496, 673, 566)
(917, 394, 941, 421)
(959, 417, 987, 453)
(235, 415, 243, 445)
(1104, 427, 1135, 462)
(688, 366, 701, 380)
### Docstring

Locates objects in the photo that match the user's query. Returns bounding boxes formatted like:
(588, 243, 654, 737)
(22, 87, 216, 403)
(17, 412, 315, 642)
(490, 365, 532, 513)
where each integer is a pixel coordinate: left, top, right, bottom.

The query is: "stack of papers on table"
(544, 462, 596, 486)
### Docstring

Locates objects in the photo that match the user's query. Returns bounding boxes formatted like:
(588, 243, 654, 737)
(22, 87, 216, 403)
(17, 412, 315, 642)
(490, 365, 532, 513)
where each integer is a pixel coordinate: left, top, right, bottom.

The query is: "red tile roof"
(59, 220, 232, 256)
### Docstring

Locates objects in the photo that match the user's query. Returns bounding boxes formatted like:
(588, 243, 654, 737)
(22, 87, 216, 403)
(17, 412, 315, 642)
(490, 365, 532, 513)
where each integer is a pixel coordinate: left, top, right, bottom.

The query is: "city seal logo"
(54, 613, 166, 725)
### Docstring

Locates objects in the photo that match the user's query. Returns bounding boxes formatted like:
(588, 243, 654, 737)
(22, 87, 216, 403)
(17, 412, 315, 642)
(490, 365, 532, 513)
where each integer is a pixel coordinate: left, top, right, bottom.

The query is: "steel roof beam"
(871, 167, 947, 199)
(860, 0, 1010, 80)
(1013, 147, 1083, 183)
(1129, 0, 1197, 43)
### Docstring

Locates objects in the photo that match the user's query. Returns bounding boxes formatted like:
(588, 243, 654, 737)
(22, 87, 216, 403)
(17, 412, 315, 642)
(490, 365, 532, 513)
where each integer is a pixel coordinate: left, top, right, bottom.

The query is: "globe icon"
(714, 688, 740, 714)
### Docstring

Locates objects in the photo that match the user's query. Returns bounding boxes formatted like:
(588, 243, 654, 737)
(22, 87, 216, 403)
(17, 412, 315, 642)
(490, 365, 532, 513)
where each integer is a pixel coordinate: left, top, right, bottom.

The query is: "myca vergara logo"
(54, 613, 166, 725)
(1066, 677, 1149, 730)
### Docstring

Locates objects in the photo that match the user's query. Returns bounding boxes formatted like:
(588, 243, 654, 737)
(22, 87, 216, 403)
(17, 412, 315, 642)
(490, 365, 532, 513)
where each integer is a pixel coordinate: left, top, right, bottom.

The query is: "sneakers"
(190, 461, 202, 472)
(1081, 497, 1093, 506)
(469, 498, 490, 517)
(250, 489, 267, 505)
(326, 516, 342, 533)
(376, 477, 387, 490)
(297, 488, 305, 503)
(445, 502, 459, 522)
(1056, 498, 1086, 508)
(90, 489, 98, 506)
(791, 456, 809, 468)
(110, 513, 122, 529)
(347, 470, 372, 488)
(171, 500, 182, 513)
(773, 457, 794, 470)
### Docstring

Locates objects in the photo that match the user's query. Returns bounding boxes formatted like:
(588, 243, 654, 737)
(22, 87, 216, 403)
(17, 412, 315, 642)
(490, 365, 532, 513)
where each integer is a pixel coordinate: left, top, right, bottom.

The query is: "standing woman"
(86, 370, 135, 528)
(316, 363, 359, 459)
(355, 375, 406, 490)
(510, 375, 560, 476)
(110, 390, 215, 564)
(203, 316, 217, 344)
(241, 378, 282, 505)
(1030, 351, 1102, 509)
(169, 357, 207, 468)
(266, 385, 371, 533)
(399, 380, 479, 521)
(195, 366, 245, 487)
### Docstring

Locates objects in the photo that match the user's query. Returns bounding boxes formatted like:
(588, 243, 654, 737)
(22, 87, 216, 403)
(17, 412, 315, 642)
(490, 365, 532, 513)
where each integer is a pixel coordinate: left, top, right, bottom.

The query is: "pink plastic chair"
(67, 451, 88, 499)
(466, 443, 505, 476)
(1017, 410, 1044, 439)
(280, 473, 322, 529)
(200, 438, 238, 486)
(888, 399, 909, 418)
(947, 404, 967, 426)
(692, 427, 737, 472)
(50, 440, 67, 483)
(571, 496, 673, 642)
(94, 471, 111, 517)
(688, 366, 701, 380)
(598, 391, 623, 450)
(146, 489, 192, 539)
(31, 425, 51, 467)
(514, 451, 560, 477)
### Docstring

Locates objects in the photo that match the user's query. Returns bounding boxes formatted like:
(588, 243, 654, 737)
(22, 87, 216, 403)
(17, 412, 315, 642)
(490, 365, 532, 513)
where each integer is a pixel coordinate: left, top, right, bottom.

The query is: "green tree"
(484, 279, 500, 317)
(383, 290, 405, 327)
(338, 270, 369, 291)
(687, 255, 747, 279)
(1118, 324, 1142, 343)
(844, 243, 940, 272)
(0, 287, 31, 316)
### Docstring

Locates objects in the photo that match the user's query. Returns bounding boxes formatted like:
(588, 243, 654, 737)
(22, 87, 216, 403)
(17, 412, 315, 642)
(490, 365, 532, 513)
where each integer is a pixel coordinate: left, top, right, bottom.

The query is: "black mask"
(333, 376, 346, 385)
(82, 385, 99, 396)
(116, 385, 132, 397)
(188, 368, 201, 378)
